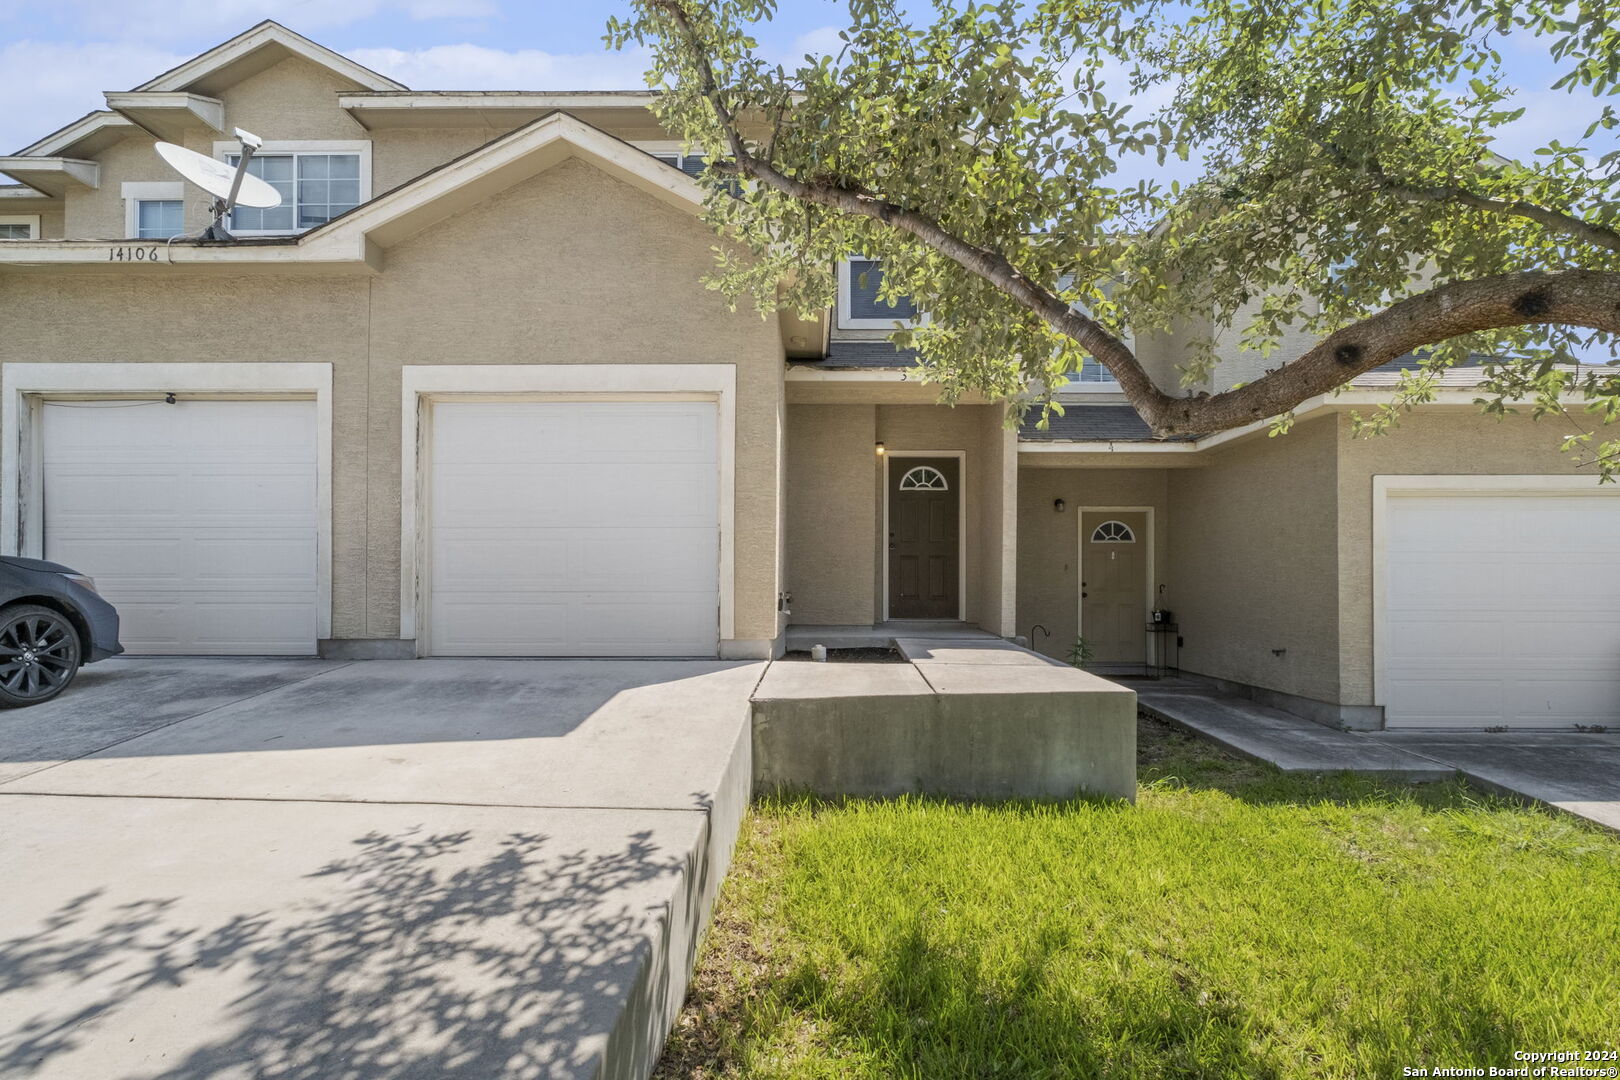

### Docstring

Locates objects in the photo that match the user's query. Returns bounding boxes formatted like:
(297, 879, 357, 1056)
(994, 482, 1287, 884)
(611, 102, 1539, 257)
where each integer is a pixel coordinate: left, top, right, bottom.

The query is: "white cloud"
(0, 40, 185, 153)
(345, 43, 654, 90)
(785, 25, 845, 61)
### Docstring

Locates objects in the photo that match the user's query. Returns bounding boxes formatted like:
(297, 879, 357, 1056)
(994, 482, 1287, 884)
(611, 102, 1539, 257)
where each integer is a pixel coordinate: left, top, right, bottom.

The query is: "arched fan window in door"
(1090, 519, 1136, 543)
(898, 465, 949, 491)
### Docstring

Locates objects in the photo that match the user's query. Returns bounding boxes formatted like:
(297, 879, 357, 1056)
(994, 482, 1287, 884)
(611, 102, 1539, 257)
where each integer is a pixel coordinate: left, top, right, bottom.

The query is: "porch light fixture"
(875, 441, 886, 456)
(1053, 498, 1066, 513)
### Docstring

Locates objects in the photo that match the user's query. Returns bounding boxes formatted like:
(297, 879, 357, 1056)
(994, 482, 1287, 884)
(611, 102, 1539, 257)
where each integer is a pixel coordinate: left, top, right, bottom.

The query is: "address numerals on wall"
(106, 246, 162, 262)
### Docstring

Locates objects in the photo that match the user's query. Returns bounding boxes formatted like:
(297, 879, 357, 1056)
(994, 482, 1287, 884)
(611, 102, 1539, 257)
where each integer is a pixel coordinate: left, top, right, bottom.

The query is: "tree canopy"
(606, 0, 1620, 471)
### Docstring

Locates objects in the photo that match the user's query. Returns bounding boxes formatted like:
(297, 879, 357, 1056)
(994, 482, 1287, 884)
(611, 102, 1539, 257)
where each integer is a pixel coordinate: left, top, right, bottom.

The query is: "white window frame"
(0, 362, 335, 641)
(121, 181, 185, 239)
(838, 258, 925, 330)
(632, 140, 710, 173)
(0, 213, 41, 240)
(212, 139, 372, 236)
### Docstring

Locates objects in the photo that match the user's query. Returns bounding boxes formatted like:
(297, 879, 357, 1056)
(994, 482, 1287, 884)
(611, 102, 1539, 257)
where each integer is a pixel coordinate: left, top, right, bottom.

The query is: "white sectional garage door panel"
(429, 401, 719, 656)
(1383, 492, 1620, 728)
(43, 400, 319, 655)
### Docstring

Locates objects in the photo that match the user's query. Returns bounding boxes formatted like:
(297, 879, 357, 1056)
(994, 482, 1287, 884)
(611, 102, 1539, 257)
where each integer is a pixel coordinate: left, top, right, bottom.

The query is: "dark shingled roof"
(1020, 405, 1187, 443)
(790, 339, 922, 369)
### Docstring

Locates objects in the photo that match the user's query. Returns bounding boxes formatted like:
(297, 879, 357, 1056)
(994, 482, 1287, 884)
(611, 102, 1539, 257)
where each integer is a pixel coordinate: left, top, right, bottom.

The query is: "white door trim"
(1371, 473, 1619, 710)
(1076, 505, 1155, 662)
(1, 361, 334, 639)
(881, 449, 967, 622)
(399, 364, 737, 655)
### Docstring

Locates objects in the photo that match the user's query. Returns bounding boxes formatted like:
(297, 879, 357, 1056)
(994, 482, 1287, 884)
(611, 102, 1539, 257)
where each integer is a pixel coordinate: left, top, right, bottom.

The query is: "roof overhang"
(339, 91, 659, 130)
(134, 21, 405, 95)
(1016, 389, 1519, 456)
(0, 112, 702, 272)
(15, 111, 139, 158)
(0, 158, 99, 198)
(104, 92, 227, 141)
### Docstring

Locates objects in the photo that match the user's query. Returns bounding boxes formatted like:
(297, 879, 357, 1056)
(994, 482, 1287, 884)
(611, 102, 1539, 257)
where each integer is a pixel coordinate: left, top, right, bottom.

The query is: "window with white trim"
(898, 465, 949, 491)
(0, 213, 40, 239)
(217, 141, 371, 235)
(136, 200, 183, 239)
(838, 258, 920, 329)
(121, 181, 184, 239)
(1090, 519, 1136, 543)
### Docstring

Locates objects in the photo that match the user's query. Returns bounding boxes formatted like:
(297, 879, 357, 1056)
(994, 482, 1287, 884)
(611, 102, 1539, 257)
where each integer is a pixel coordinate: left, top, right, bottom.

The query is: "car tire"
(0, 604, 82, 708)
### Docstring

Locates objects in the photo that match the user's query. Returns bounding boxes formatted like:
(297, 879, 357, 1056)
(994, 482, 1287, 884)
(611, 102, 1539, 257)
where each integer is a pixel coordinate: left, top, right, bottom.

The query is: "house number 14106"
(107, 246, 160, 262)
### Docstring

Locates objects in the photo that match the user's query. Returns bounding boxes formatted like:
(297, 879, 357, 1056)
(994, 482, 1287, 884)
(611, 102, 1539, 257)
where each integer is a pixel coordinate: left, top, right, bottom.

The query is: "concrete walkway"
(1138, 678, 1620, 831)
(0, 656, 764, 1080)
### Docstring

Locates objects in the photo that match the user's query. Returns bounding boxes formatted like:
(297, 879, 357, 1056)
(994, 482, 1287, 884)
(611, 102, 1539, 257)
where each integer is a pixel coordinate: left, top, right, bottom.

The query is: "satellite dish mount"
(153, 129, 283, 243)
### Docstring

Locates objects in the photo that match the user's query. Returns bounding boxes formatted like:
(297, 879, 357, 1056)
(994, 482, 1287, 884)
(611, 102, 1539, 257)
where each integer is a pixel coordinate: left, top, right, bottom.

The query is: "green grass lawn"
(656, 717, 1620, 1079)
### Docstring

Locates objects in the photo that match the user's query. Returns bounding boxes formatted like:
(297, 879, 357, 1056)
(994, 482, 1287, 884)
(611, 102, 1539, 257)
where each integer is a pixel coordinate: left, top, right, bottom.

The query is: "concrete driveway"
(0, 656, 764, 1080)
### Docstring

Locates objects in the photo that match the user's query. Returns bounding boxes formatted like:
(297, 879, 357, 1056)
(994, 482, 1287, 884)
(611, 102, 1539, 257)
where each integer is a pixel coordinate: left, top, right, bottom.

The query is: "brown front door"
(1081, 511, 1147, 662)
(888, 457, 960, 619)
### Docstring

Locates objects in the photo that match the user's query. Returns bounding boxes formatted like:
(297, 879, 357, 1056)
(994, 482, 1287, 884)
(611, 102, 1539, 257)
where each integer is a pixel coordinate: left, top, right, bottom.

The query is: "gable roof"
(133, 20, 405, 96)
(0, 111, 706, 270)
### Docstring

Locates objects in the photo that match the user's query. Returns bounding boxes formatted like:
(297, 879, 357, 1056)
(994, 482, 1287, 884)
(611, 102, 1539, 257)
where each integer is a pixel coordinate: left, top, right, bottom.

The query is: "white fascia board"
(784, 368, 914, 382)
(0, 158, 100, 196)
(15, 112, 137, 158)
(339, 91, 657, 111)
(135, 21, 404, 93)
(105, 92, 227, 137)
(311, 112, 705, 251)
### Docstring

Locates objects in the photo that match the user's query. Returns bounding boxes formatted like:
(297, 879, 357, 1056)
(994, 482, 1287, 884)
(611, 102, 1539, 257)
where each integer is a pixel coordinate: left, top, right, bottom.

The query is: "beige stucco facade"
(781, 401, 1017, 636)
(3, 22, 1610, 710)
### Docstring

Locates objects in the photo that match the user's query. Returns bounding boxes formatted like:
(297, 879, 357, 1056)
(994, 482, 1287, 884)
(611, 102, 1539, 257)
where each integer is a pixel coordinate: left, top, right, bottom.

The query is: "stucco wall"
(1167, 416, 1340, 701)
(1, 156, 785, 651)
(1334, 408, 1593, 704)
(783, 404, 877, 624)
(1016, 467, 1170, 661)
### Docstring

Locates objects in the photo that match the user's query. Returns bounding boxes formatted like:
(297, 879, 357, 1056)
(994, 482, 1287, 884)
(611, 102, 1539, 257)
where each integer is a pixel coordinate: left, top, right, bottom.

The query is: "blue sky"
(0, 0, 1606, 168)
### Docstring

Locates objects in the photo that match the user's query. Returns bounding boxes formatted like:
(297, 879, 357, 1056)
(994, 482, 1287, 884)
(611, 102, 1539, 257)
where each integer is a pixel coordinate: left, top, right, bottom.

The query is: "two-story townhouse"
(2, 21, 1615, 730)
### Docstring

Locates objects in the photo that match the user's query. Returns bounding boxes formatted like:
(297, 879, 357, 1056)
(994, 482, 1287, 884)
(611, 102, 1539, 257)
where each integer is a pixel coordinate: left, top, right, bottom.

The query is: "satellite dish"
(153, 128, 282, 242)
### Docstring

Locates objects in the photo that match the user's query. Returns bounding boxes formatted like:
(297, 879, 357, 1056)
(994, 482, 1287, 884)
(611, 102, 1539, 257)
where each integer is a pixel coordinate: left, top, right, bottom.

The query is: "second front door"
(888, 457, 960, 619)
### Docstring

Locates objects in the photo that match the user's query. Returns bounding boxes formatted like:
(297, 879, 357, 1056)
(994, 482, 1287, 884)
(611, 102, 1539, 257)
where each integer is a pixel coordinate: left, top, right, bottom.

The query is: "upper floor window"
(136, 200, 184, 239)
(0, 214, 40, 239)
(121, 182, 185, 240)
(1062, 357, 1119, 390)
(838, 258, 919, 330)
(649, 149, 710, 178)
(218, 141, 370, 235)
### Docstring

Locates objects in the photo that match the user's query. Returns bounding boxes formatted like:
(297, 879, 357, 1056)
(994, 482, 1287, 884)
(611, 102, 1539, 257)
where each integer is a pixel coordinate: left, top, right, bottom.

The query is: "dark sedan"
(0, 555, 122, 707)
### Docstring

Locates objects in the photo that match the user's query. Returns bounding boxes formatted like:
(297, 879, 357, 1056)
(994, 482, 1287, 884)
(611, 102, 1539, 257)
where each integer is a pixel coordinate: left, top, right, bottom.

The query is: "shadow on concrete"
(0, 823, 693, 1079)
(0, 658, 755, 770)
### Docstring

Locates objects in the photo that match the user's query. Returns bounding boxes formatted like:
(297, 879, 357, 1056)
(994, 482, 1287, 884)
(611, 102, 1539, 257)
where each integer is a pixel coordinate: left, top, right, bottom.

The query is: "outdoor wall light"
(1054, 498, 1067, 513)
(875, 441, 886, 456)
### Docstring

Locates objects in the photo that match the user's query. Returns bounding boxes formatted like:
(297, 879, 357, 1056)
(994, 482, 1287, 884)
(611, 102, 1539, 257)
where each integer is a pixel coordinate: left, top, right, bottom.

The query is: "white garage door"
(1382, 491, 1620, 728)
(43, 400, 319, 655)
(428, 400, 719, 656)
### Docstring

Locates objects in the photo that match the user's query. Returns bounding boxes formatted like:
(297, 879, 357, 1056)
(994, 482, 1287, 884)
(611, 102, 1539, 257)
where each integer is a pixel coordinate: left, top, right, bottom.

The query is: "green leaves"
(611, 0, 1620, 466)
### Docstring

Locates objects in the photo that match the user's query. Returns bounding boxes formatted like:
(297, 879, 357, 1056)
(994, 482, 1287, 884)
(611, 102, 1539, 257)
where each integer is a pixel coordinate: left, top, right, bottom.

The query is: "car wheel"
(0, 604, 82, 707)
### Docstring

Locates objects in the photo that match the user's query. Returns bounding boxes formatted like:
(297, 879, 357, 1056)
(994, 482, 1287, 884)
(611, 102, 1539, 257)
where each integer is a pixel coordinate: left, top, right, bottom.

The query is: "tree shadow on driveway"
(1, 820, 693, 1080)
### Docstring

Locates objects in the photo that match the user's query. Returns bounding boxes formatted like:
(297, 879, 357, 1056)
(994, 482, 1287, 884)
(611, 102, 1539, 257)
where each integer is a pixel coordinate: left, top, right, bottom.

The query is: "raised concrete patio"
(1138, 677, 1620, 832)
(0, 657, 763, 1080)
(753, 637, 1137, 801)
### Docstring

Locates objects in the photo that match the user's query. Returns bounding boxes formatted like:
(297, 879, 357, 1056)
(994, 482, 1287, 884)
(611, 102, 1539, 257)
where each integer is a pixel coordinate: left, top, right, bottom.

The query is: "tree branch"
(1376, 179, 1620, 254)
(1151, 268, 1620, 435)
(650, 0, 1620, 439)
